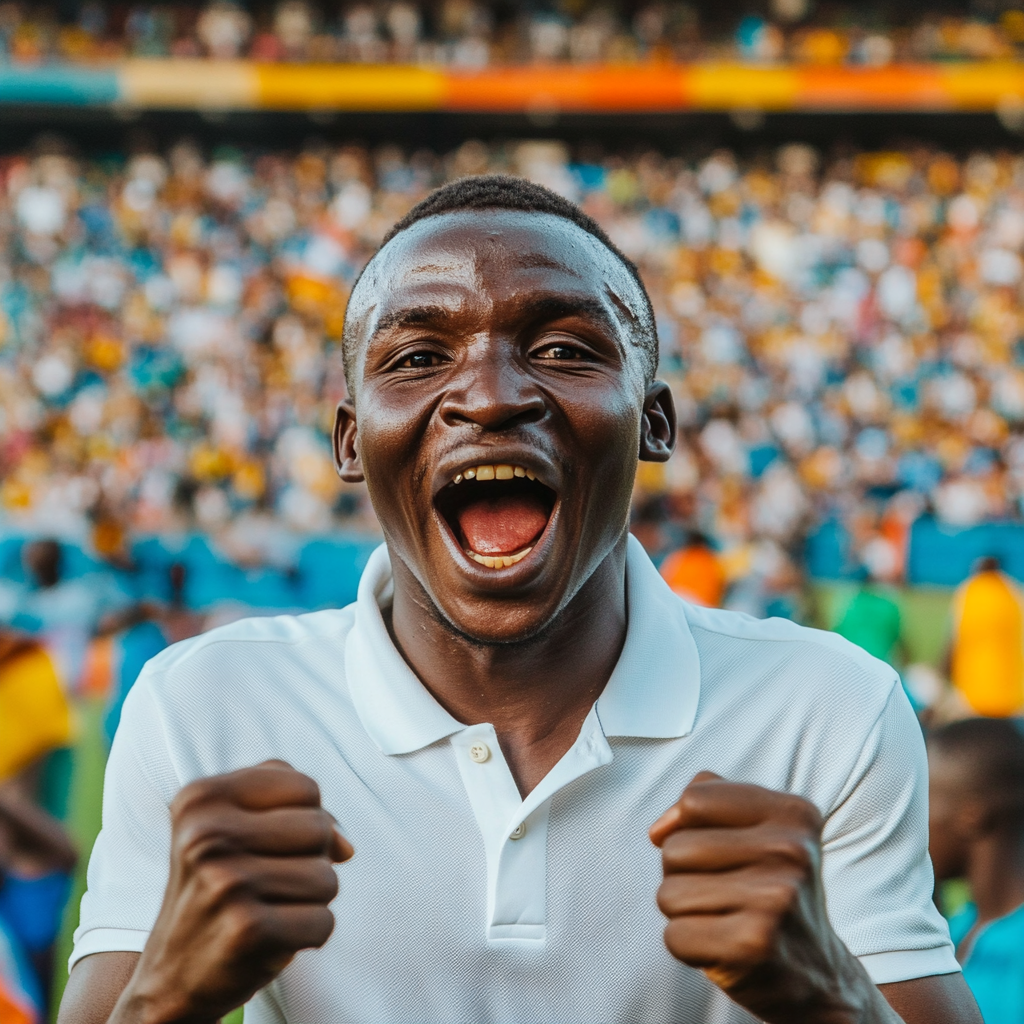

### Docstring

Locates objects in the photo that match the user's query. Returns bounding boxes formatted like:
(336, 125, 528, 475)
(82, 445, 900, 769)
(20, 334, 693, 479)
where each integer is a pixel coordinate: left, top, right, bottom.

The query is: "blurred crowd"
(2, 0, 1024, 68)
(3, 124, 1024, 1020)
(8, 138, 1024, 603)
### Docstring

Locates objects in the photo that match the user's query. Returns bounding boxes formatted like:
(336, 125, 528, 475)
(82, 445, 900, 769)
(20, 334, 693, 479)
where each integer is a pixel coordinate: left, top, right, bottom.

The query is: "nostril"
(439, 390, 546, 431)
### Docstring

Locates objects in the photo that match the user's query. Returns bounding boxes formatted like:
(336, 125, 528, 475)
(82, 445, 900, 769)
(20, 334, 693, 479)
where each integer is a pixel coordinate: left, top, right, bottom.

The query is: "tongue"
(457, 494, 549, 555)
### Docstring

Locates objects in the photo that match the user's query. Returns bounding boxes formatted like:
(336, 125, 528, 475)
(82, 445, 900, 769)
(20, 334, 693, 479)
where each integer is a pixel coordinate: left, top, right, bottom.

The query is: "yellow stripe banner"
(105, 60, 1024, 114)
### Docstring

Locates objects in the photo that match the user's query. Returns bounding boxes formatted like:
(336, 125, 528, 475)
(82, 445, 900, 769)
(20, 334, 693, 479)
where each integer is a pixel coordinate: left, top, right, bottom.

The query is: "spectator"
(929, 718, 1024, 1023)
(0, 540, 133, 691)
(0, 629, 71, 785)
(834, 539, 906, 668)
(659, 531, 726, 607)
(0, 627, 77, 1017)
(948, 556, 1024, 717)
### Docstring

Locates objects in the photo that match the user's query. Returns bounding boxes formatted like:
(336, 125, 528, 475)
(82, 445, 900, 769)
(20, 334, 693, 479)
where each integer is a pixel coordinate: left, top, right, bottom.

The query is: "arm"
(880, 975, 983, 1024)
(58, 952, 140, 1024)
(0, 774, 78, 873)
(650, 773, 982, 1024)
(58, 761, 352, 1024)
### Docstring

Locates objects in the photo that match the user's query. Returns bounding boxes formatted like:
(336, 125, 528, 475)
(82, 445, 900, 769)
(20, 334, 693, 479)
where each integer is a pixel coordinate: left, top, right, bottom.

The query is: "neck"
(387, 538, 629, 797)
(968, 830, 1024, 925)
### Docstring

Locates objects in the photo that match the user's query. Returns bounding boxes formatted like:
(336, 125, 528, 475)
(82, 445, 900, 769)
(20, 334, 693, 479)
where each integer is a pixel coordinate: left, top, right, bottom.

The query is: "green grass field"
(48, 583, 956, 1022)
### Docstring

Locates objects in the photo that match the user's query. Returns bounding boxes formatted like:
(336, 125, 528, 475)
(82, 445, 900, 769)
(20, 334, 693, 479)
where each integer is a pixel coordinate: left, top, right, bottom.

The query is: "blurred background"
(2, 1, 1024, 1021)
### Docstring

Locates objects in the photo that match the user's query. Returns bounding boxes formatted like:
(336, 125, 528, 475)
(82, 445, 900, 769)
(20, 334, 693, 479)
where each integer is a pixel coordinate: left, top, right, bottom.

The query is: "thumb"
(649, 770, 727, 846)
(330, 827, 354, 863)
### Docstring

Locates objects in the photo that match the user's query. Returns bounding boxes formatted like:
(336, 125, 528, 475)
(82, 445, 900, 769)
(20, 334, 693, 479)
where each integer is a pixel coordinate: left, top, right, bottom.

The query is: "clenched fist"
(650, 772, 900, 1024)
(111, 761, 352, 1024)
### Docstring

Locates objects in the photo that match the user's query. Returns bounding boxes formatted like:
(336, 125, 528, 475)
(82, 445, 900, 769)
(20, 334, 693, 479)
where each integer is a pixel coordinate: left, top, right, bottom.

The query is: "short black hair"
(343, 174, 658, 386)
(929, 717, 1024, 831)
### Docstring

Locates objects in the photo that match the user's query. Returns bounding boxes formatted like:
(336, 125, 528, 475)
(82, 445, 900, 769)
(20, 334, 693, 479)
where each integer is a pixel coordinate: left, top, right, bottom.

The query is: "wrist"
(804, 937, 900, 1024)
(750, 933, 900, 1024)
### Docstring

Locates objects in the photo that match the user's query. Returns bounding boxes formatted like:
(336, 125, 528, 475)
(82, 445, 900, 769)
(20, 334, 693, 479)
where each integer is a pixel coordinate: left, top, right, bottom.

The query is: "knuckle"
(316, 863, 340, 902)
(677, 789, 703, 817)
(655, 877, 687, 916)
(663, 918, 690, 958)
(223, 904, 268, 950)
(175, 820, 232, 869)
(764, 879, 800, 915)
(790, 796, 823, 833)
(198, 862, 249, 906)
(660, 832, 687, 868)
(170, 778, 217, 817)
(739, 917, 778, 964)
(777, 835, 813, 872)
(307, 907, 335, 948)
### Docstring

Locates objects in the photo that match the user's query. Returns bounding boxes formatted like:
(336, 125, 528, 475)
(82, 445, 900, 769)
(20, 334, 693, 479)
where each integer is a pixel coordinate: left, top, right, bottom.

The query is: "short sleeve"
(70, 672, 179, 971)
(821, 682, 959, 984)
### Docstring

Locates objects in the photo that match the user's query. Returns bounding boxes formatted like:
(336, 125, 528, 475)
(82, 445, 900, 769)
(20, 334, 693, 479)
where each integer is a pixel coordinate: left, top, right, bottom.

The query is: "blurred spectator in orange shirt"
(949, 556, 1024, 717)
(659, 532, 726, 607)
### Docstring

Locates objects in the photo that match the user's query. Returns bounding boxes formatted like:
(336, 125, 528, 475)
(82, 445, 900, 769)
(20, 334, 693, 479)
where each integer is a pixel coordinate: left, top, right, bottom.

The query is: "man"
(929, 718, 1024, 1023)
(0, 539, 134, 693)
(834, 540, 906, 671)
(60, 177, 980, 1023)
(948, 556, 1024, 718)
(0, 628, 78, 1018)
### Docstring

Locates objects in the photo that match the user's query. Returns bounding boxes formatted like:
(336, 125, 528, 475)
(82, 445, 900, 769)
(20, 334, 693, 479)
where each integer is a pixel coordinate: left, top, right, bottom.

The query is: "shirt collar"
(345, 534, 701, 756)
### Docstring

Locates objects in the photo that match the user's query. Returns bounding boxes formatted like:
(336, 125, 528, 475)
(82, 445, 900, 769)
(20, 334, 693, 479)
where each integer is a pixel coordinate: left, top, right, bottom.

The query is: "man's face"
(336, 210, 673, 643)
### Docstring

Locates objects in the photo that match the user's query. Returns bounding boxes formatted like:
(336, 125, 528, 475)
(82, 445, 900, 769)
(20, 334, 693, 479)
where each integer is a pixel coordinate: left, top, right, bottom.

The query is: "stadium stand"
(5, 138, 1024, 597)
(2, 1, 1023, 67)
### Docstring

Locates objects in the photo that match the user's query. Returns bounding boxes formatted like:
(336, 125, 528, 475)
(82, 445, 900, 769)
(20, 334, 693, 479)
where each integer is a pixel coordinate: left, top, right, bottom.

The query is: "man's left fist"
(650, 772, 886, 1024)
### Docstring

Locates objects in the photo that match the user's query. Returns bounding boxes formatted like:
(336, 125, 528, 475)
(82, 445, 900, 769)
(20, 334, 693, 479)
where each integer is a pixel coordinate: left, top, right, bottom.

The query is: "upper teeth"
(452, 464, 536, 485)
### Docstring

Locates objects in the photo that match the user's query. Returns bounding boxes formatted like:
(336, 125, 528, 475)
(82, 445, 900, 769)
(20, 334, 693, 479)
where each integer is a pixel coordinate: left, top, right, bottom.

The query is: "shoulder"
(683, 603, 900, 723)
(686, 602, 896, 677)
(146, 606, 355, 673)
(137, 606, 357, 713)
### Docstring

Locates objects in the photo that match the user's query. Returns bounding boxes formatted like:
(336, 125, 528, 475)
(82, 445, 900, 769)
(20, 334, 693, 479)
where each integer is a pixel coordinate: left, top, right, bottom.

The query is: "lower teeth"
(466, 546, 533, 569)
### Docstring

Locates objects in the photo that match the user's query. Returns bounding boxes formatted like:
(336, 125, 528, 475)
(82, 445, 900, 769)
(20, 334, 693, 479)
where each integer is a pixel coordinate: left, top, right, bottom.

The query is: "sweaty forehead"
(347, 210, 645, 338)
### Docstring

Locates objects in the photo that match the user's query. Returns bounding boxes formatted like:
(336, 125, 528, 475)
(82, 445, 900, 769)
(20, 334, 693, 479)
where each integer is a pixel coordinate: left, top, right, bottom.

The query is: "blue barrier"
(0, 66, 118, 105)
(907, 519, 1024, 586)
(6, 521, 1024, 603)
(0, 532, 382, 611)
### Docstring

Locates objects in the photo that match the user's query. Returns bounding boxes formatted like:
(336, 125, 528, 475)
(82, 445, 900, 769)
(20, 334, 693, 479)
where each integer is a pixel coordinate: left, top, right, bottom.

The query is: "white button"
(509, 822, 526, 840)
(468, 742, 491, 764)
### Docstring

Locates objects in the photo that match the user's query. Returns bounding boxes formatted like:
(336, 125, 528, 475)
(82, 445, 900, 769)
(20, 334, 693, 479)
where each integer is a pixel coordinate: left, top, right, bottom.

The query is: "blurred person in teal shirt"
(929, 718, 1024, 1023)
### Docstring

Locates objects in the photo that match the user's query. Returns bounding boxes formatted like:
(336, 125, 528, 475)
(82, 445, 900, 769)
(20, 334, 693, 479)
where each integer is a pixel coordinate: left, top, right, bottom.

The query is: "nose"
(438, 345, 546, 432)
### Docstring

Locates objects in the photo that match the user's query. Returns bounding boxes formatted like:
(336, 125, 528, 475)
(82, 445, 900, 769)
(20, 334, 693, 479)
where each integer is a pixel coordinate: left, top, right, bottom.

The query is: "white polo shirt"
(73, 537, 958, 1024)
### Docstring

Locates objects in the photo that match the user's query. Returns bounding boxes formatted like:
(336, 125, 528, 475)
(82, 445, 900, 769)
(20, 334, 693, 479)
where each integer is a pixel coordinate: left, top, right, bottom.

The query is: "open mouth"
(434, 463, 557, 569)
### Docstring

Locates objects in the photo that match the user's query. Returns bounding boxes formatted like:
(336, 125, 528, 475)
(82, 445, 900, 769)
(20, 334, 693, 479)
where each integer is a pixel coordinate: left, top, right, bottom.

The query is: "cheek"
(356, 387, 434, 479)
(562, 389, 642, 467)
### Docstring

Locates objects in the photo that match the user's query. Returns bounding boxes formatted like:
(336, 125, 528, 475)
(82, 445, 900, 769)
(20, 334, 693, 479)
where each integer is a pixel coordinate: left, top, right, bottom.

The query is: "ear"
(333, 400, 364, 483)
(639, 381, 676, 463)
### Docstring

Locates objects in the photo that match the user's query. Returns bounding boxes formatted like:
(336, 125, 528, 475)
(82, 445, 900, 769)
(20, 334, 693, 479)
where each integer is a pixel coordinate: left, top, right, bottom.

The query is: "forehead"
(349, 209, 644, 331)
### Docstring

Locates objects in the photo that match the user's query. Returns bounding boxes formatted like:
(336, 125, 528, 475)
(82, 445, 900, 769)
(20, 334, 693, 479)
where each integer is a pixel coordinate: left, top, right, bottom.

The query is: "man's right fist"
(113, 761, 352, 1024)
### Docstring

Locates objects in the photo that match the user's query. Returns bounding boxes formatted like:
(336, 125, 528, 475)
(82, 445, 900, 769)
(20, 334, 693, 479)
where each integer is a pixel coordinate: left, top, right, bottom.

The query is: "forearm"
(107, 981, 223, 1024)
(723, 926, 904, 1024)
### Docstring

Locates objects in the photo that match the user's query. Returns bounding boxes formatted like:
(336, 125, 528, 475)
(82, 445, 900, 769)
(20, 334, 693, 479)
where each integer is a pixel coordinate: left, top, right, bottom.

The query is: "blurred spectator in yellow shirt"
(949, 556, 1024, 718)
(0, 632, 72, 784)
(0, 629, 77, 1016)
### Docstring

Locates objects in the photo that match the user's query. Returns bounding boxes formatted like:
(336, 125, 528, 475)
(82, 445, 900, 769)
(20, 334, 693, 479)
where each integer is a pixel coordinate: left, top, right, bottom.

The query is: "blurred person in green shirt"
(834, 537, 906, 667)
(929, 718, 1024, 1023)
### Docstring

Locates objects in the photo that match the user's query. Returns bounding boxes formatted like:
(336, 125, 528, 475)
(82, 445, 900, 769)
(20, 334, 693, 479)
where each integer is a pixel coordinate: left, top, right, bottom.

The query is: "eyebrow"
(519, 294, 621, 338)
(372, 305, 457, 335)
(370, 294, 624, 341)
(511, 252, 580, 274)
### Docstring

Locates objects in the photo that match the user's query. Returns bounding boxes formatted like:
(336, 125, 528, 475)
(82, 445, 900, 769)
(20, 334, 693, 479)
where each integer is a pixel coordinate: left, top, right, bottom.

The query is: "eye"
(533, 342, 587, 361)
(395, 351, 446, 369)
